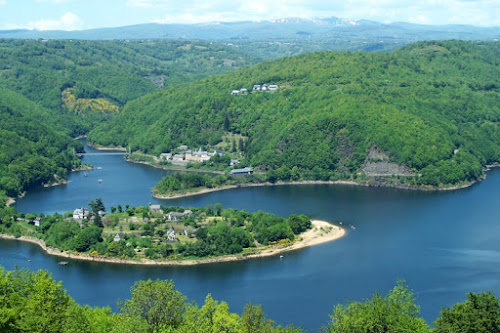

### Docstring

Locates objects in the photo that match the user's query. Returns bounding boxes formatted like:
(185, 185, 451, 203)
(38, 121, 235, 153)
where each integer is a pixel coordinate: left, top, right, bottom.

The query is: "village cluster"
(231, 83, 279, 95)
(112, 205, 196, 244)
(157, 145, 254, 175)
(159, 145, 223, 165)
(65, 204, 197, 244)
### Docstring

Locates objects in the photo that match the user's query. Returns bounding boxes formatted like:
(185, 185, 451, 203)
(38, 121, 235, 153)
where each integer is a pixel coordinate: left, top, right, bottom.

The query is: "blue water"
(4, 141, 500, 331)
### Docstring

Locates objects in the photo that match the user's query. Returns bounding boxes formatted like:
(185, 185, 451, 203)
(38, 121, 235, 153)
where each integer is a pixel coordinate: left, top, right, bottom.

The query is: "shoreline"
(152, 176, 481, 200)
(0, 220, 345, 266)
(126, 158, 224, 174)
(6, 197, 16, 207)
(87, 142, 127, 152)
(152, 181, 361, 200)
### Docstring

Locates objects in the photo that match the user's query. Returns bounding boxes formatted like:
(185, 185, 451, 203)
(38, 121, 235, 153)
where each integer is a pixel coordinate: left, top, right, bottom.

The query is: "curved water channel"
(3, 141, 500, 331)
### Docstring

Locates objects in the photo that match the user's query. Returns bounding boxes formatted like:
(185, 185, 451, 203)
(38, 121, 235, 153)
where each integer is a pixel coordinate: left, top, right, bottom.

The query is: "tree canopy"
(89, 41, 500, 187)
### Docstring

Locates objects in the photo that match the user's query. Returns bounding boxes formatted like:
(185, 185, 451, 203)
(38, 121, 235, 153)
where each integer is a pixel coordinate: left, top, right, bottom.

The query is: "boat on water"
(84, 173, 88, 177)
(98, 179, 103, 183)
(96, 167, 102, 170)
(58, 261, 68, 266)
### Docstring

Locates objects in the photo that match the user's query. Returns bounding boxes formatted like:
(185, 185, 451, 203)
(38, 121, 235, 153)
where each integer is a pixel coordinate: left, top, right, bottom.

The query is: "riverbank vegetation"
(89, 41, 500, 188)
(154, 172, 264, 197)
(0, 202, 313, 261)
(1, 267, 499, 332)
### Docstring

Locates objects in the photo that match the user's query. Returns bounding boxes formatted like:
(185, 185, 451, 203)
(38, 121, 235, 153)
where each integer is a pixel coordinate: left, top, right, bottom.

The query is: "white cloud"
(139, 0, 500, 26)
(28, 12, 83, 31)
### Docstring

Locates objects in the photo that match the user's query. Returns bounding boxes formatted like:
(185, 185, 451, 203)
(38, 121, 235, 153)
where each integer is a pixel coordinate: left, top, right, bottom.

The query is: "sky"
(0, 0, 499, 31)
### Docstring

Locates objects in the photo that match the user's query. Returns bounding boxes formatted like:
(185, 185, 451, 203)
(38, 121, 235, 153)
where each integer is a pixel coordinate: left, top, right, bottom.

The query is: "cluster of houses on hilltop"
(231, 84, 278, 95)
(160, 146, 223, 165)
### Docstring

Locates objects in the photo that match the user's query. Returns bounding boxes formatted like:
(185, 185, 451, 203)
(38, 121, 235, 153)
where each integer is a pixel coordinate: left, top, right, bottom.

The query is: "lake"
(4, 141, 500, 332)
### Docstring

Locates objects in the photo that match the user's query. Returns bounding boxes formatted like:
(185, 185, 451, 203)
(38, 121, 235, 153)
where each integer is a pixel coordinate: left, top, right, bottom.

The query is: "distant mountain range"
(1, 17, 499, 42)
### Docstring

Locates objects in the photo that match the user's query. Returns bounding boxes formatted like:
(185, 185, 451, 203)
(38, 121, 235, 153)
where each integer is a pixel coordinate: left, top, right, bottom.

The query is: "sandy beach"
(0, 220, 345, 266)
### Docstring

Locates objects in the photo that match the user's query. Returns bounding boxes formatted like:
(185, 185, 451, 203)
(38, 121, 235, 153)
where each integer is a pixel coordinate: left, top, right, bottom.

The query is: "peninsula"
(0, 203, 345, 266)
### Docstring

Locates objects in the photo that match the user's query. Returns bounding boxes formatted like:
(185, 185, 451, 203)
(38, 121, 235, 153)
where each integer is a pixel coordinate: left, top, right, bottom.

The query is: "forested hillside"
(0, 39, 259, 198)
(88, 41, 500, 187)
(0, 87, 83, 197)
(0, 39, 258, 135)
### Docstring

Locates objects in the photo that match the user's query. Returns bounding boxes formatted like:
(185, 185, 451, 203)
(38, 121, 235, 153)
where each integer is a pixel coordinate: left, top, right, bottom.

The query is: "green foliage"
(72, 226, 103, 252)
(120, 279, 186, 330)
(90, 41, 500, 186)
(0, 39, 258, 136)
(0, 267, 70, 332)
(433, 291, 500, 333)
(154, 172, 261, 195)
(323, 280, 430, 333)
(287, 214, 312, 235)
(3, 266, 500, 333)
(0, 87, 83, 197)
(88, 198, 106, 214)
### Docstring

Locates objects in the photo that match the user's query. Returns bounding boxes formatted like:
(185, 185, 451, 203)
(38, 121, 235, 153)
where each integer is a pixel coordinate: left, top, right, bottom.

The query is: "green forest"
(1, 267, 499, 332)
(0, 87, 83, 197)
(0, 39, 259, 198)
(0, 39, 258, 135)
(89, 41, 500, 187)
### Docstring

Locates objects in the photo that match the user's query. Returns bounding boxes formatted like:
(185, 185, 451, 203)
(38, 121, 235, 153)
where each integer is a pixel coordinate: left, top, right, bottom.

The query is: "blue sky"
(0, 0, 499, 31)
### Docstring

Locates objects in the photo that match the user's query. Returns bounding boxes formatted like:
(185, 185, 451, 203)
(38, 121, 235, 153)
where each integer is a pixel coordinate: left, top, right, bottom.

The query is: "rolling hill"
(88, 40, 500, 187)
(0, 39, 258, 136)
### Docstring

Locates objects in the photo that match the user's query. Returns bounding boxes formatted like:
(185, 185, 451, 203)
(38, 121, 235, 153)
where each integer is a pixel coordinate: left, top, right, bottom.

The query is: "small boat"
(280, 255, 284, 259)
(96, 167, 102, 170)
(350, 225, 356, 230)
(98, 179, 103, 183)
(84, 173, 88, 177)
(58, 261, 68, 266)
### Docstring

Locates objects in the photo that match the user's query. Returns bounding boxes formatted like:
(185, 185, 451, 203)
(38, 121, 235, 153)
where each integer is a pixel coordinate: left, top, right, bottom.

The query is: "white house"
(160, 153, 172, 161)
(166, 227, 176, 242)
(167, 212, 185, 221)
(113, 233, 124, 242)
(73, 208, 90, 220)
(229, 167, 254, 175)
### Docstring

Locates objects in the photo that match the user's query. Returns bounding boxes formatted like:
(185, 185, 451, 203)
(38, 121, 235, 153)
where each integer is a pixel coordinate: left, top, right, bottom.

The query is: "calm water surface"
(4, 141, 500, 331)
